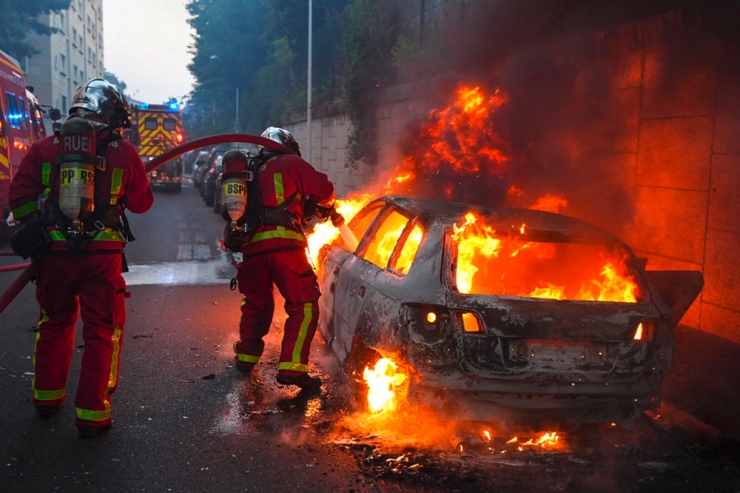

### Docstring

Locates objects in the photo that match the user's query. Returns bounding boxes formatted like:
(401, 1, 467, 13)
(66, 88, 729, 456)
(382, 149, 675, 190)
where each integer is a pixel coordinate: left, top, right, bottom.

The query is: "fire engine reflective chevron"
(0, 136, 10, 181)
(135, 107, 183, 157)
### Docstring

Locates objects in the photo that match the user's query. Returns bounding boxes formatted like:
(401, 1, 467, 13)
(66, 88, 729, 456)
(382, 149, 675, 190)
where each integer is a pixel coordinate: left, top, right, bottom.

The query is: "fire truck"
(0, 48, 53, 232)
(125, 100, 184, 192)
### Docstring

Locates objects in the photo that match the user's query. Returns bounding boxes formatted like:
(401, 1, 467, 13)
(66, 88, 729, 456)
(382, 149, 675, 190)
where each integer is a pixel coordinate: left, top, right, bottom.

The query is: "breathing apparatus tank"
(220, 150, 252, 227)
(57, 117, 98, 235)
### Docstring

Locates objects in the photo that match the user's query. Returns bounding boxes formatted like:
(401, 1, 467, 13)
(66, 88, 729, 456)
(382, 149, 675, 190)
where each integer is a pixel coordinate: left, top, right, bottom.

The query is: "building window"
(60, 54, 67, 75)
(72, 28, 78, 47)
(60, 12, 66, 32)
(61, 96, 68, 114)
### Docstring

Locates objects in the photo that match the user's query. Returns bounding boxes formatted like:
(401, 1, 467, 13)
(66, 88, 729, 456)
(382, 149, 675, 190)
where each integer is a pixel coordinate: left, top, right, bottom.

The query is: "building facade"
(23, 0, 105, 132)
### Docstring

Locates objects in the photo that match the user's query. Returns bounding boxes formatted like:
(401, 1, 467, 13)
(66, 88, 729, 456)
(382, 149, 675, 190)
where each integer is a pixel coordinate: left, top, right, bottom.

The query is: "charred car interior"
(317, 196, 704, 429)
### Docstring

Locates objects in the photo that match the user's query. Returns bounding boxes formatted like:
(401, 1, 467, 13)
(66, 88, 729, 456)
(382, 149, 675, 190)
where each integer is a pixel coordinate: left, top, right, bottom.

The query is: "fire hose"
(0, 133, 358, 316)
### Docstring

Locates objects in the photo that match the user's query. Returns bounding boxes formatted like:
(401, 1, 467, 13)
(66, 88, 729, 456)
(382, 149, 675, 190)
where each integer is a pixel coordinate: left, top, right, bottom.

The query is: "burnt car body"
(317, 196, 703, 428)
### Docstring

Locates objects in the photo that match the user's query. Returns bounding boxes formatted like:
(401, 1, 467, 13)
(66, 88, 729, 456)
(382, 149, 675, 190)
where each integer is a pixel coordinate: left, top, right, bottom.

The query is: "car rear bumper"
(407, 372, 661, 427)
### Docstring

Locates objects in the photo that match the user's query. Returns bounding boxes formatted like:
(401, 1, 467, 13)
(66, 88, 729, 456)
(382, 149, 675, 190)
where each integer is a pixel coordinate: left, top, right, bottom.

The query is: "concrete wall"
(287, 13, 740, 343)
(286, 113, 374, 197)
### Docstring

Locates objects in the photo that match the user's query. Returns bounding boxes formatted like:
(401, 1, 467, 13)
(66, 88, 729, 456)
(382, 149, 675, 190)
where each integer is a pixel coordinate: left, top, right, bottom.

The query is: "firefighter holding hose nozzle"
(8, 79, 154, 438)
(222, 126, 336, 390)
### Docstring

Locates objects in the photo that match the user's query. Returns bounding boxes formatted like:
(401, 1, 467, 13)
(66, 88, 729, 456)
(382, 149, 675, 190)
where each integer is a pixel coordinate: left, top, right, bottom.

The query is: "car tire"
(205, 189, 215, 207)
(213, 199, 221, 213)
(345, 336, 380, 411)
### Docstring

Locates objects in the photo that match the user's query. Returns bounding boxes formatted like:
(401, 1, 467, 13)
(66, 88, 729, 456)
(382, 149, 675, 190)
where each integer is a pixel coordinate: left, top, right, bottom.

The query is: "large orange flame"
(363, 358, 408, 414)
(452, 211, 640, 302)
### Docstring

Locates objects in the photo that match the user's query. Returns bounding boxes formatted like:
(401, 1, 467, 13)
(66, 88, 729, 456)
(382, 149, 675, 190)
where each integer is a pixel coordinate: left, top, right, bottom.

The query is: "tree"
(0, 0, 72, 60)
(342, 0, 402, 166)
(184, 0, 352, 139)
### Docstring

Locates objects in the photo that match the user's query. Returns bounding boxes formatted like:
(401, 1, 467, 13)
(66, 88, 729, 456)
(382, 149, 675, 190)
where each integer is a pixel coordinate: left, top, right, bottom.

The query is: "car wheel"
(205, 188, 215, 207)
(213, 198, 221, 213)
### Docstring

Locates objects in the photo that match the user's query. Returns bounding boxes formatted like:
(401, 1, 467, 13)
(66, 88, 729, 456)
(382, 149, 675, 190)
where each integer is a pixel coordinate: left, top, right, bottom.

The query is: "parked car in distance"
(316, 196, 704, 429)
(191, 150, 209, 187)
(199, 147, 227, 198)
(203, 154, 223, 207)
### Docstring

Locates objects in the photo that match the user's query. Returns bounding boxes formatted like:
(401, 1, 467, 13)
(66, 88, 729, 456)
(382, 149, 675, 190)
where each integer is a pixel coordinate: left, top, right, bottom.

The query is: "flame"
(452, 211, 640, 302)
(306, 193, 373, 267)
(530, 194, 568, 213)
(384, 85, 510, 202)
(363, 358, 408, 414)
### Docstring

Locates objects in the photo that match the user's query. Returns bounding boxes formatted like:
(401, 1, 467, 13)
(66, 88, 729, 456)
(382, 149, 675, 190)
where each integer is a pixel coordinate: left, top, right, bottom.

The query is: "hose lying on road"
(0, 263, 36, 315)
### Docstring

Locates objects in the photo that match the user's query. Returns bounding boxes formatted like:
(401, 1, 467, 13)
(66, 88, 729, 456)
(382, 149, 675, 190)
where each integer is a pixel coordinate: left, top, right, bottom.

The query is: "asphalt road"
(1, 181, 740, 493)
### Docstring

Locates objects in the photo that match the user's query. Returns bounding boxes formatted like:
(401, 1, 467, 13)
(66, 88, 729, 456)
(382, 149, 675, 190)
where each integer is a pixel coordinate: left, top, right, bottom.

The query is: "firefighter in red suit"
(232, 127, 335, 390)
(8, 79, 154, 438)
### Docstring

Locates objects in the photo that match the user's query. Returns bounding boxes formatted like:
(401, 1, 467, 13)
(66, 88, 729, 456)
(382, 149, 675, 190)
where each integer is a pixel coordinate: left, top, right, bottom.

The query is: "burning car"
(316, 196, 703, 428)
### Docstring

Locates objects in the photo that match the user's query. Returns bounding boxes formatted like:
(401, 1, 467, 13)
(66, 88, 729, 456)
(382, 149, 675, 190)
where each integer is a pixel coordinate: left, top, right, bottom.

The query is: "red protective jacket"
(9, 132, 154, 250)
(242, 153, 335, 256)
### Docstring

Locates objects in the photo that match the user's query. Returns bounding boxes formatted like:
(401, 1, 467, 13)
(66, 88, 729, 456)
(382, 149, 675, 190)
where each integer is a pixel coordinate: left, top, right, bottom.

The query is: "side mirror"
(52, 122, 62, 133)
(49, 108, 62, 121)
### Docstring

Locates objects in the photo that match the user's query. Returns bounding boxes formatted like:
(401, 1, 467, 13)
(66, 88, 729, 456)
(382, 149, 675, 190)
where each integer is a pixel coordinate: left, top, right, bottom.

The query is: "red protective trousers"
(32, 252, 126, 427)
(234, 249, 320, 376)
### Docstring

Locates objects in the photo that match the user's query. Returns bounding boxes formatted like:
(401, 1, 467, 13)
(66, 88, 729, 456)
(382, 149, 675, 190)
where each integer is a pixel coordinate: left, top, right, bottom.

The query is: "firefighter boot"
(77, 420, 112, 439)
(35, 403, 61, 418)
(276, 372, 322, 390)
(235, 359, 255, 373)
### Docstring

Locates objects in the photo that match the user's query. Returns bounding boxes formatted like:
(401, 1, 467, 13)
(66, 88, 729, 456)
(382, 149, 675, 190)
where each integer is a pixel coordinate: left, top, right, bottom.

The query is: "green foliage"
(0, 0, 71, 60)
(184, 0, 351, 140)
(342, 0, 402, 167)
(391, 35, 418, 67)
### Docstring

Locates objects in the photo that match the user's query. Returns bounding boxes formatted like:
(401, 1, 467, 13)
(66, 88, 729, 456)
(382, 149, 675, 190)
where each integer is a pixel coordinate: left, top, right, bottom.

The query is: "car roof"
(376, 196, 624, 245)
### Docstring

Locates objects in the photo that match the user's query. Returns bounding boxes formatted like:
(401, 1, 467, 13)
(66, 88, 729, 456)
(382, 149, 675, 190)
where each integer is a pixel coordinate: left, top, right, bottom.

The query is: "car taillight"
(634, 320, 656, 341)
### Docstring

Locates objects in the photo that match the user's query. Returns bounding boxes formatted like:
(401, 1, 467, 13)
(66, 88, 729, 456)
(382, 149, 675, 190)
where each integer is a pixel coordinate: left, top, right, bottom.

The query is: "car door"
(318, 202, 384, 362)
(331, 206, 417, 359)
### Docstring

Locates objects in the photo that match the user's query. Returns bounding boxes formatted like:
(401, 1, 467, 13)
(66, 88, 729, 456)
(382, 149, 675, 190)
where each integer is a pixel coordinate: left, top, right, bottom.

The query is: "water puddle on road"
(123, 258, 236, 286)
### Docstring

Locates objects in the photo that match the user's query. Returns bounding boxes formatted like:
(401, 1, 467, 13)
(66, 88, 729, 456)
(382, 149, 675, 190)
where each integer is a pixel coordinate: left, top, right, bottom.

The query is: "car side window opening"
(144, 117, 158, 130)
(359, 209, 412, 269)
(163, 118, 177, 131)
(340, 203, 383, 252)
(388, 220, 424, 275)
(5, 92, 20, 129)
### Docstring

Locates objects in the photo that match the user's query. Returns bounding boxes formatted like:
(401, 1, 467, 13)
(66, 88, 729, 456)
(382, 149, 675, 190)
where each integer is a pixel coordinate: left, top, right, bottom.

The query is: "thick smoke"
(390, 0, 739, 237)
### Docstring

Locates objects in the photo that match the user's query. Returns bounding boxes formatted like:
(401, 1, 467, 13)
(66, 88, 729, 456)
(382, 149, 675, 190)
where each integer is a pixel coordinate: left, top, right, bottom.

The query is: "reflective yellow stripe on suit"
(32, 310, 66, 401)
(274, 173, 284, 205)
(277, 303, 313, 373)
